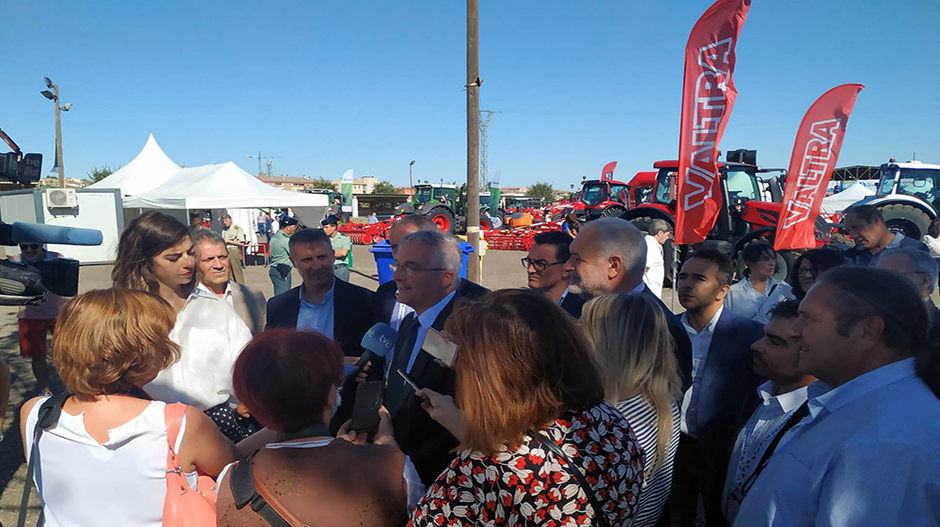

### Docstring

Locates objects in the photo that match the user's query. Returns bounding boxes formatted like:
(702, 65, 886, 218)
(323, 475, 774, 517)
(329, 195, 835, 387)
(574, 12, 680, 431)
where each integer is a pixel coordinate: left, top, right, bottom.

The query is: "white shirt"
(146, 288, 252, 411)
(271, 219, 280, 233)
(406, 290, 457, 374)
(390, 293, 416, 331)
(924, 235, 940, 258)
(679, 306, 723, 438)
(643, 235, 665, 299)
(196, 281, 234, 308)
(724, 277, 794, 324)
(722, 381, 810, 522)
(25, 399, 197, 527)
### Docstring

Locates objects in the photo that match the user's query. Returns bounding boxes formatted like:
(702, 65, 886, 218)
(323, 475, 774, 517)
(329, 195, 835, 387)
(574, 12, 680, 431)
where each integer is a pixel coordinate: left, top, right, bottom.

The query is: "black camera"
(0, 152, 42, 186)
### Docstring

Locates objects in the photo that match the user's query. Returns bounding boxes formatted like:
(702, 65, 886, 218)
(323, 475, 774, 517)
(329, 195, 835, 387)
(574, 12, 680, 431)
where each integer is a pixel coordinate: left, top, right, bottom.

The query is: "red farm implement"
(483, 220, 564, 251)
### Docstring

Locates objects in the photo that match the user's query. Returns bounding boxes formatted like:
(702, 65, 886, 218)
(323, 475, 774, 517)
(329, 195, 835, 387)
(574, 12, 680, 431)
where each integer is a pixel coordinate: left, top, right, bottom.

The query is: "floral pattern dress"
(409, 402, 645, 527)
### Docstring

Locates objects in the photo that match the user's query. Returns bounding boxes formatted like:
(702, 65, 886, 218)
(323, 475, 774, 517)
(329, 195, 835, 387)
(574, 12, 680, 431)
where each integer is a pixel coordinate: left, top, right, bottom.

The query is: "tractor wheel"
(734, 238, 795, 282)
(626, 215, 655, 233)
(601, 205, 626, 218)
(426, 207, 455, 234)
(879, 203, 931, 240)
(480, 216, 492, 232)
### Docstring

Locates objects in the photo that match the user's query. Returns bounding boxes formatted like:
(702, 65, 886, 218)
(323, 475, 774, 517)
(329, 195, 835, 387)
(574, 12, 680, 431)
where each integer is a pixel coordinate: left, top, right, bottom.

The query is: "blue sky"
(3, 0, 938, 189)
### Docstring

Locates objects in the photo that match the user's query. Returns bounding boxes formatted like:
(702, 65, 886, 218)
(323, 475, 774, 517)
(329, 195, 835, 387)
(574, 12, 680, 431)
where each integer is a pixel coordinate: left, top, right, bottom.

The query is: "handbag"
(162, 402, 218, 527)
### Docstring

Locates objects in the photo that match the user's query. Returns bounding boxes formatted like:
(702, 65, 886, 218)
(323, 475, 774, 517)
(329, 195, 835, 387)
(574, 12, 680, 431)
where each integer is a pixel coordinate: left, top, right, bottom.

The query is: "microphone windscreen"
(12, 223, 103, 246)
(360, 323, 397, 357)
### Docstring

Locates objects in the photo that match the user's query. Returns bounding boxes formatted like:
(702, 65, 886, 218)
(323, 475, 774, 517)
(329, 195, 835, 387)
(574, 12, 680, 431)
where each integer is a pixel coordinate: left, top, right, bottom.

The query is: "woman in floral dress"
(409, 289, 645, 526)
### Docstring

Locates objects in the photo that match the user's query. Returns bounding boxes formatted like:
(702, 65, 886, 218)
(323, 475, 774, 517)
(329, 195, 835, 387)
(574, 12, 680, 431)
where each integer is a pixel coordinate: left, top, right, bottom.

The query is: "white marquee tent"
(820, 183, 875, 214)
(88, 134, 181, 196)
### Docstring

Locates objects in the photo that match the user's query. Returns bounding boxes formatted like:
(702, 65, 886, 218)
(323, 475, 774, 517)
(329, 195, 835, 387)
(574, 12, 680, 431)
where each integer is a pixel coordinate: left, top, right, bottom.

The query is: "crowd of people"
(9, 202, 940, 526)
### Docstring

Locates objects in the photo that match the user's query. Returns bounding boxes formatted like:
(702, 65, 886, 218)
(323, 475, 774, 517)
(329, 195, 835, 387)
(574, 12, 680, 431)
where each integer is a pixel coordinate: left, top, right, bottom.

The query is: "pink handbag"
(162, 403, 218, 526)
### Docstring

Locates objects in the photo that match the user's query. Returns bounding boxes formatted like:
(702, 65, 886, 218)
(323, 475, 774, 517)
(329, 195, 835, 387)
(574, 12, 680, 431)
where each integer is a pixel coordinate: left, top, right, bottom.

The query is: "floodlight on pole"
(40, 90, 54, 100)
(409, 160, 415, 188)
(61, 103, 72, 111)
(44, 77, 53, 89)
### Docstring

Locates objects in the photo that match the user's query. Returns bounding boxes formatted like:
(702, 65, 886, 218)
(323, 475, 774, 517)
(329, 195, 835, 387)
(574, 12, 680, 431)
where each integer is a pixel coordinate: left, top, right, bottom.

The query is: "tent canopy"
(88, 134, 181, 196)
(820, 183, 875, 214)
(123, 162, 329, 210)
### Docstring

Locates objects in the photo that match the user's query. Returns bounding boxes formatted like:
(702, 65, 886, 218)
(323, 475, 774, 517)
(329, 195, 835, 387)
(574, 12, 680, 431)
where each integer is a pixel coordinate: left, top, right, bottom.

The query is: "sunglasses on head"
(19, 244, 40, 250)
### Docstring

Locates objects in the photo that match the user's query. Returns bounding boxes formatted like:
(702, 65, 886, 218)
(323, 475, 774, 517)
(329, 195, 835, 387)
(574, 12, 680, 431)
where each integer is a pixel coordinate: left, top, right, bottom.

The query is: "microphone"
(10, 222, 103, 246)
(343, 323, 397, 383)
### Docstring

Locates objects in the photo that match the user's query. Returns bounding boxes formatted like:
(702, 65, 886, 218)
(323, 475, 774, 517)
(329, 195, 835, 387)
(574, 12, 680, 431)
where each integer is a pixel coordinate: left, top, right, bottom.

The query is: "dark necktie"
(386, 314, 420, 408)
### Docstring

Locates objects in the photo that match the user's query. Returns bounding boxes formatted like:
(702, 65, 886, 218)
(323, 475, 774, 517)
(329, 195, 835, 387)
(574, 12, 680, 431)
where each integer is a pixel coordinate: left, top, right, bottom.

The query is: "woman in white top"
(725, 242, 794, 324)
(20, 289, 236, 527)
(112, 211, 252, 441)
(581, 292, 682, 527)
(925, 219, 940, 281)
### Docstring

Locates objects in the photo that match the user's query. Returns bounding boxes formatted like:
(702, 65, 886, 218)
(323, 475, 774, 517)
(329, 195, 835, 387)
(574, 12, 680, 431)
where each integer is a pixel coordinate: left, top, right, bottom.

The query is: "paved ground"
(0, 245, 680, 524)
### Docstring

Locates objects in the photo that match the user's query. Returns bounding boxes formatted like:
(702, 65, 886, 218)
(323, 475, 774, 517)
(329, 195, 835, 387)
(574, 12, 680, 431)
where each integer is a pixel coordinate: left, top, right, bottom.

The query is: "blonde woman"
(582, 293, 682, 527)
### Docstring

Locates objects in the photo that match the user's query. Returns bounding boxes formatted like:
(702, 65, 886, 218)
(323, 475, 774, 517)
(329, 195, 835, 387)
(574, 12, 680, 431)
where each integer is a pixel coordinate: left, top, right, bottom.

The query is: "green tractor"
(394, 184, 501, 234)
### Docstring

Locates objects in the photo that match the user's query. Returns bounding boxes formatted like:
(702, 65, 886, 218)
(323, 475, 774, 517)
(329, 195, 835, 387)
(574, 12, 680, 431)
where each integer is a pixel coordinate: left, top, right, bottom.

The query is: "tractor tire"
(601, 205, 626, 218)
(426, 207, 456, 234)
(626, 215, 656, 233)
(480, 216, 492, 232)
(878, 203, 932, 240)
(734, 238, 795, 282)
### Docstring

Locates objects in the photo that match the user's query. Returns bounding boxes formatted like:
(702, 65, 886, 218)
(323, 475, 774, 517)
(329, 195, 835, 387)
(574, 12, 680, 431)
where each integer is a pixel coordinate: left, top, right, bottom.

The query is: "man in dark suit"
(661, 250, 764, 527)
(563, 218, 693, 390)
(526, 230, 585, 318)
(382, 229, 479, 484)
(265, 228, 374, 356)
(375, 214, 487, 329)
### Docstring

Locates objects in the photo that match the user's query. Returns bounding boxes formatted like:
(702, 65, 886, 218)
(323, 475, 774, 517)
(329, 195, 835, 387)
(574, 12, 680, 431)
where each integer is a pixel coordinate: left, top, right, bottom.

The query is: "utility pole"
(466, 0, 481, 282)
(479, 110, 499, 189)
(409, 160, 416, 188)
(40, 78, 70, 188)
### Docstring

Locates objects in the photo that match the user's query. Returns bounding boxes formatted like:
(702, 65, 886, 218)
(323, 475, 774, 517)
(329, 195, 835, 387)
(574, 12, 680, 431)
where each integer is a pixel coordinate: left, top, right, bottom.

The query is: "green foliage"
(372, 181, 397, 194)
(526, 181, 555, 203)
(86, 165, 119, 183)
(310, 177, 337, 191)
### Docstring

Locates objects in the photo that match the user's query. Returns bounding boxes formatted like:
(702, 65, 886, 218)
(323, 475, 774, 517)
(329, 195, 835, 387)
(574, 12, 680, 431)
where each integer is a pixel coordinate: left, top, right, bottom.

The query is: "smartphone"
(397, 369, 423, 392)
(421, 328, 458, 367)
(350, 380, 384, 432)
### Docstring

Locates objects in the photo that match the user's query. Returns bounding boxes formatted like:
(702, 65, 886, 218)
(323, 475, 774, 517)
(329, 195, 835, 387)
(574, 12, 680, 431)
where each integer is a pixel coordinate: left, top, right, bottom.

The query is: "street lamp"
(40, 77, 71, 188)
(409, 160, 415, 188)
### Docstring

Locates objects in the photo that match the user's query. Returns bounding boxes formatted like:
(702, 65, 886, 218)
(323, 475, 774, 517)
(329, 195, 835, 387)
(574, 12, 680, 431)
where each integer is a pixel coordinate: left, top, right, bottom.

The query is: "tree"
(526, 181, 556, 203)
(310, 177, 336, 192)
(372, 181, 397, 194)
(86, 165, 119, 183)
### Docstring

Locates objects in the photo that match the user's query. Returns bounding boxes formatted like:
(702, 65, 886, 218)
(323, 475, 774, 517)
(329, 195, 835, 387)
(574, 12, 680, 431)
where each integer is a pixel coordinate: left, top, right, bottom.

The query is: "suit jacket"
(265, 278, 375, 357)
(230, 282, 266, 335)
(929, 302, 940, 343)
(639, 284, 694, 392)
(560, 291, 586, 319)
(374, 278, 489, 326)
(384, 291, 478, 485)
(692, 308, 765, 470)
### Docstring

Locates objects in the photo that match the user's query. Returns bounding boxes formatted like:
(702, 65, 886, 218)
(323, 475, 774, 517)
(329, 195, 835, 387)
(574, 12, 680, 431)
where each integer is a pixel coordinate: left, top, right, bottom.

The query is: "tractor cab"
(862, 160, 940, 238)
(414, 184, 456, 205)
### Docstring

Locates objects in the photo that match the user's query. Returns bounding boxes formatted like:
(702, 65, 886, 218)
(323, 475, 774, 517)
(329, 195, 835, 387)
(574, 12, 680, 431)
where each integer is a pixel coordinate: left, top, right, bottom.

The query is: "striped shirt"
(617, 395, 681, 527)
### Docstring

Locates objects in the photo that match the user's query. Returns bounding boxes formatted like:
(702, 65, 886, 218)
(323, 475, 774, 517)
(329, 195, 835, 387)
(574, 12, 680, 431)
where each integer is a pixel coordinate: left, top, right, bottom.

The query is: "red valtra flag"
(601, 161, 617, 181)
(674, 0, 750, 245)
(774, 84, 864, 251)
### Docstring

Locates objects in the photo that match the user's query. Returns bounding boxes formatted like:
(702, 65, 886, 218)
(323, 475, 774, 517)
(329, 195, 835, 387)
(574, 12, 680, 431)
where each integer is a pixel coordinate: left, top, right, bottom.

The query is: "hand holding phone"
(421, 328, 458, 368)
(416, 387, 466, 442)
(350, 381, 384, 433)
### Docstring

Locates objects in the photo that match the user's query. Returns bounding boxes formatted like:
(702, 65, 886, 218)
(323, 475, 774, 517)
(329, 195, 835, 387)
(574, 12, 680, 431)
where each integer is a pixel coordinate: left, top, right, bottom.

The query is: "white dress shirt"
(643, 235, 665, 299)
(733, 358, 940, 526)
(679, 306, 723, 438)
(722, 381, 810, 522)
(724, 277, 794, 324)
(196, 281, 233, 308)
(390, 294, 416, 331)
(146, 288, 252, 411)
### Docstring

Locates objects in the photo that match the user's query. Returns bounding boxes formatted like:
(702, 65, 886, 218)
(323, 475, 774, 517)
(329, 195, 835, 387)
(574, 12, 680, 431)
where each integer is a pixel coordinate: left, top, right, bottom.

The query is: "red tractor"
(553, 161, 655, 221)
(619, 150, 832, 280)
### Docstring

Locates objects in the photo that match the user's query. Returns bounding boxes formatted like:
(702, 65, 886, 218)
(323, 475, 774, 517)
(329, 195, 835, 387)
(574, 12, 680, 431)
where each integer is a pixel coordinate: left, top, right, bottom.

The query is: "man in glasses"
(9, 243, 66, 395)
(524, 230, 584, 318)
(877, 247, 940, 341)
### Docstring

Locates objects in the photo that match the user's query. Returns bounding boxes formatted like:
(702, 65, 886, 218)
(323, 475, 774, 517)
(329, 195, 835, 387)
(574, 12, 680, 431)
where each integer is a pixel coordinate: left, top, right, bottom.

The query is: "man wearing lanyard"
(321, 215, 353, 282)
(523, 230, 584, 318)
(722, 299, 814, 522)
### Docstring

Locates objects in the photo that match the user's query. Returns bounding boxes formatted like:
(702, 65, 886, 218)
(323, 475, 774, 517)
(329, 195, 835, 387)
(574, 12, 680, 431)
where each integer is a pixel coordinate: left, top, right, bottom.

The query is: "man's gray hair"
(191, 229, 225, 247)
(394, 214, 437, 232)
(582, 218, 647, 282)
(399, 229, 462, 286)
(880, 248, 939, 293)
(648, 219, 673, 236)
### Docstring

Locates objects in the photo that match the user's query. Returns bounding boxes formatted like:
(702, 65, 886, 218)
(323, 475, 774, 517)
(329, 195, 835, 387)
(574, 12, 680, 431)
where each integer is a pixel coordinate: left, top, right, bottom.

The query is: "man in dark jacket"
(525, 230, 585, 318)
(842, 204, 929, 266)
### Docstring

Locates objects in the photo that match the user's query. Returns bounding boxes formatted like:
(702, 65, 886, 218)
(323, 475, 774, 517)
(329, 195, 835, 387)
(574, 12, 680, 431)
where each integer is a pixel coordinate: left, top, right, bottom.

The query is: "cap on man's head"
(219, 213, 232, 220)
(281, 216, 299, 227)
(320, 215, 340, 226)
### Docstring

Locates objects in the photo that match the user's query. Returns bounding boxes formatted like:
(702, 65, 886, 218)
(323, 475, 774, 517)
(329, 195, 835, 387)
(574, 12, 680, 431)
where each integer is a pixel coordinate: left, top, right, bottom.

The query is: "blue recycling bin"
(370, 239, 474, 285)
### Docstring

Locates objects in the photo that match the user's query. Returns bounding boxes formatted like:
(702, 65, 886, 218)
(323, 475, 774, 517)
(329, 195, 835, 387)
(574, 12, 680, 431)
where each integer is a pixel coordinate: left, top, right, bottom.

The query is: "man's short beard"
(567, 279, 604, 299)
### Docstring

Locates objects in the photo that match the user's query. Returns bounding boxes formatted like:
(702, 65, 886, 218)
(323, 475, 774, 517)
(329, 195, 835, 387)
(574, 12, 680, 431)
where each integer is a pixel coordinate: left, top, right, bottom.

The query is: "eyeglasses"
(796, 267, 816, 277)
(19, 244, 40, 251)
(521, 258, 564, 272)
(389, 262, 446, 274)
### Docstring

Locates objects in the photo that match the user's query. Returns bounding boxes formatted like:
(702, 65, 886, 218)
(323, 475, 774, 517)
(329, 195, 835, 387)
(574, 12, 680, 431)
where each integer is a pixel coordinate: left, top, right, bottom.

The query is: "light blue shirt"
(724, 277, 794, 324)
(405, 289, 456, 374)
(296, 280, 335, 339)
(679, 306, 723, 438)
(733, 358, 940, 526)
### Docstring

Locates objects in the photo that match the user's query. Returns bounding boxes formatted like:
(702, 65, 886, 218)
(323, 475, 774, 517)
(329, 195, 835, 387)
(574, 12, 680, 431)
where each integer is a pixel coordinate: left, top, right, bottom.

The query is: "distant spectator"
(877, 247, 940, 342)
(562, 213, 581, 237)
(643, 219, 673, 298)
(20, 289, 236, 526)
(924, 218, 940, 280)
(582, 293, 682, 527)
(368, 212, 380, 224)
(409, 289, 645, 526)
(9, 242, 67, 395)
(263, 213, 273, 242)
(268, 216, 299, 295)
(220, 213, 248, 284)
(789, 248, 848, 299)
(842, 205, 929, 266)
(725, 243, 794, 323)
(255, 211, 266, 238)
(321, 215, 352, 282)
(189, 211, 207, 231)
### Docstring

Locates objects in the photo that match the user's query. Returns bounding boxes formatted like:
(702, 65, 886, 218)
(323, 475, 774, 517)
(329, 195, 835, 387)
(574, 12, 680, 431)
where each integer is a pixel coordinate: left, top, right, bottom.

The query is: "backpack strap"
(230, 452, 294, 527)
(18, 392, 70, 527)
